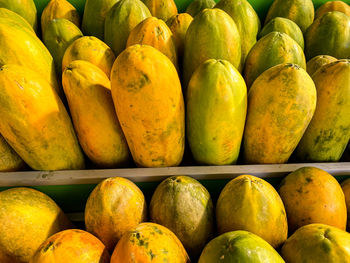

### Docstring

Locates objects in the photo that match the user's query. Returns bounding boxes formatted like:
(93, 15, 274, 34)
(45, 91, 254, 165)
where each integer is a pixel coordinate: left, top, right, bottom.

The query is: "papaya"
(0, 7, 35, 34)
(259, 17, 304, 50)
(126, 17, 178, 70)
(150, 175, 214, 259)
(104, 0, 151, 56)
(0, 187, 73, 263)
(0, 19, 61, 96)
(186, 0, 216, 17)
(30, 229, 110, 263)
(183, 8, 241, 87)
(110, 222, 190, 263)
(85, 177, 147, 252)
(198, 231, 285, 263)
(264, 0, 314, 33)
(110, 45, 184, 167)
(82, 0, 119, 39)
(244, 31, 306, 88)
(0, 0, 38, 32)
(62, 36, 116, 77)
(315, 1, 350, 20)
(186, 59, 247, 165)
(279, 167, 347, 234)
(41, 0, 80, 36)
(0, 135, 25, 172)
(341, 178, 350, 230)
(142, 0, 177, 21)
(216, 175, 288, 248)
(0, 64, 85, 171)
(243, 63, 316, 164)
(281, 224, 350, 262)
(62, 60, 130, 168)
(43, 18, 83, 76)
(296, 60, 350, 162)
(305, 11, 350, 60)
(306, 55, 337, 76)
(215, 0, 261, 67)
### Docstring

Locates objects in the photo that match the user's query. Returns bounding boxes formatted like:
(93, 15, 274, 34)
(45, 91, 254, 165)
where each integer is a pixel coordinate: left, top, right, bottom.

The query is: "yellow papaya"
(0, 64, 85, 171)
(0, 8, 35, 34)
(142, 0, 178, 21)
(0, 135, 25, 172)
(62, 60, 130, 168)
(315, 1, 350, 19)
(306, 55, 337, 77)
(110, 45, 184, 167)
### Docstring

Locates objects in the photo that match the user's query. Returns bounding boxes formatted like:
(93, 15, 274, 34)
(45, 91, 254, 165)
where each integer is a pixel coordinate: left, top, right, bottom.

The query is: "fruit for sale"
(0, 135, 25, 172)
(0, 7, 35, 33)
(306, 55, 337, 76)
(341, 178, 350, 231)
(259, 17, 304, 50)
(150, 175, 214, 259)
(126, 17, 178, 70)
(62, 60, 130, 167)
(315, 1, 350, 19)
(198, 230, 285, 263)
(186, 59, 247, 165)
(30, 229, 110, 263)
(244, 31, 306, 88)
(43, 18, 83, 75)
(279, 167, 347, 233)
(104, 0, 151, 56)
(296, 60, 350, 162)
(186, 0, 216, 17)
(41, 0, 80, 36)
(0, 0, 38, 32)
(215, 0, 261, 67)
(142, 0, 178, 21)
(264, 0, 314, 33)
(281, 224, 350, 262)
(82, 0, 118, 39)
(110, 45, 184, 167)
(183, 8, 241, 87)
(110, 222, 190, 263)
(62, 36, 116, 77)
(0, 187, 72, 263)
(0, 64, 85, 171)
(216, 175, 288, 248)
(305, 11, 350, 60)
(243, 63, 316, 164)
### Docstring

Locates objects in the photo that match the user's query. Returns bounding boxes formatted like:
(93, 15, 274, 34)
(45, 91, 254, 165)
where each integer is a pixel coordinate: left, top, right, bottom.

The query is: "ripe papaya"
(306, 55, 337, 77)
(142, 0, 177, 21)
(186, 0, 216, 17)
(0, 7, 35, 34)
(315, 1, 350, 19)
(0, 135, 25, 172)
(341, 178, 350, 230)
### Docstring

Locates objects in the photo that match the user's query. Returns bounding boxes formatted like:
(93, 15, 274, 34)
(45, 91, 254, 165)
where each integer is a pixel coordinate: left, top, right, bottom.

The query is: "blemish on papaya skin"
(126, 72, 150, 92)
(42, 241, 54, 252)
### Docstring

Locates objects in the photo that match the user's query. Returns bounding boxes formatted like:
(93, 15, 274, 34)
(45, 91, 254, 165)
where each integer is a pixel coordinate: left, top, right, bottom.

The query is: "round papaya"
(85, 177, 147, 252)
(305, 11, 350, 60)
(110, 45, 184, 167)
(104, 0, 151, 56)
(0, 187, 73, 263)
(315, 1, 350, 20)
(243, 63, 316, 164)
(150, 175, 214, 259)
(341, 178, 350, 231)
(183, 8, 241, 87)
(0, 7, 35, 34)
(186, 59, 247, 165)
(0, 135, 25, 172)
(306, 55, 337, 77)
(198, 230, 285, 263)
(279, 167, 347, 234)
(244, 31, 306, 88)
(186, 0, 216, 17)
(30, 229, 110, 263)
(110, 222, 190, 263)
(142, 0, 177, 21)
(281, 224, 350, 262)
(216, 175, 288, 248)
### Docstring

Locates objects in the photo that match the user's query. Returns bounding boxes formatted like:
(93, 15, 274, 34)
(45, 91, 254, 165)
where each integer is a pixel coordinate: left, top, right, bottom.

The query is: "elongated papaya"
(142, 0, 177, 21)
(110, 45, 184, 167)
(0, 64, 84, 171)
(0, 135, 25, 172)
(0, 8, 35, 34)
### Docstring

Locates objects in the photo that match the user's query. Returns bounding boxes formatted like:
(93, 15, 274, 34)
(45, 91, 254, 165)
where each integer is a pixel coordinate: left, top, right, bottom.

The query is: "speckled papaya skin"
(306, 55, 337, 77)
(0, 135, 25, 172)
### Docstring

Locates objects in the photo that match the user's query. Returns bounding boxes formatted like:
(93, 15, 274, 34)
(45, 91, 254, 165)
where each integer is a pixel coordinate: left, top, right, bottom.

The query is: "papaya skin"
(142, 0, 178, 21)
(306, 55, 337, 77)
(0, 8, 35, 34)
(186, 0, 216, 17)
(315, 1, 350, 19)
(341, 178, 350, 231)
(110, 44, 185, 168)
(0, 135, 25, 172)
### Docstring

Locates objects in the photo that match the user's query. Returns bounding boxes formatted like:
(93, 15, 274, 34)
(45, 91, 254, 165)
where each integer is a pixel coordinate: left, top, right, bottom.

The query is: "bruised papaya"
(62, 60, 130, 168)
(243, 63, 316, 164)
(142, 0, 177, 21)
(186, 0, 216, 17)
(296, 60, 350, 162)
(315, 1, 350, 20)
(0, 64, 85, 171)
(186, 59, 247, 165)
(104, 0, 151, 56)
(127, 17, 178, 70)
(41, 0, 80, 36)
(183, 8, 241, 87)
(306, 55, 337, 77)
(0, 8, 35, 34)
(110, 45, 184, 167)
(0, 135, 25, 172)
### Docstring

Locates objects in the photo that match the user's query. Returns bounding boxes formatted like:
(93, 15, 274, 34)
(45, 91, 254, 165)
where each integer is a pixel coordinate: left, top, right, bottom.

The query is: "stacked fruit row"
(0, 0, 349, 172)
(2, 166, 350, 262)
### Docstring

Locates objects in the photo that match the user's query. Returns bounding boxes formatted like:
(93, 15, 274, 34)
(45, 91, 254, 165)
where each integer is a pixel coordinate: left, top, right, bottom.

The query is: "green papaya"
(186, 0, 216, 17)
(306, 55, 337, 77)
